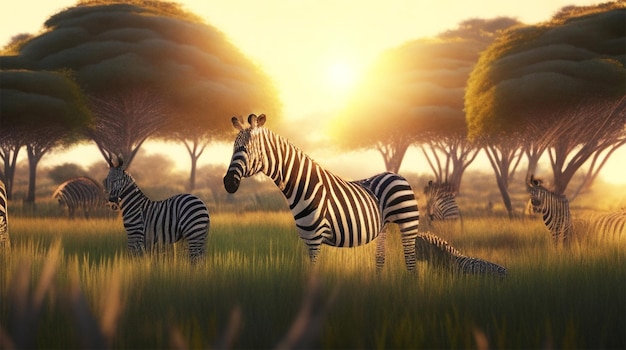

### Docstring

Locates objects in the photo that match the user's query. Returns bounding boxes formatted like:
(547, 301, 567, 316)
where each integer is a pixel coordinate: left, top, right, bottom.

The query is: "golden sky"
(2, 0, 624, 184)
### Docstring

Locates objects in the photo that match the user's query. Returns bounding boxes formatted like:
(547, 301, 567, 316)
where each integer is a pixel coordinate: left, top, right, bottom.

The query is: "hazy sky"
(2, 0, 624, 184)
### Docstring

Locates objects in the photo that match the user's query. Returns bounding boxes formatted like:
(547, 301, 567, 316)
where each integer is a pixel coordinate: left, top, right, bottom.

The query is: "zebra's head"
(527, 175, 553, 213)
(224, 114, 267, 194)
(527, 175, 543, 212)
(103, 158, 131, 203)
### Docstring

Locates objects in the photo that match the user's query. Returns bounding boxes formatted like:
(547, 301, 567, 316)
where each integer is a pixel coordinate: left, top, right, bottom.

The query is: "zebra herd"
(224, 114, 503, 275)
(3, 113, 622, 274)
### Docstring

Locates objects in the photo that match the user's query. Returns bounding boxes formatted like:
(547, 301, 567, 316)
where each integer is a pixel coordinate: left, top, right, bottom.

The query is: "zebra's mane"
(254, 126, 358, 193)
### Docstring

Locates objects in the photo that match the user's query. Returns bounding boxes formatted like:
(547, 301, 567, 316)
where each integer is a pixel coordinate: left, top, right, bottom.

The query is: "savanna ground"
(1, 172, 625, 349)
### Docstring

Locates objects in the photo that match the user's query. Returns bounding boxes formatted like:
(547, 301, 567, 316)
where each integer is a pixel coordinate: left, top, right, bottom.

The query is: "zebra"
(526, 175, 572, 245)
(423, 181, 461, 221)
(586, 210, 626, 241)
(415, 232, 506, 277)
(223, 114, 420, 272)
(103, 158, 210, 263)
(52, 177, 107, 219)
(0, 180, 9, 249)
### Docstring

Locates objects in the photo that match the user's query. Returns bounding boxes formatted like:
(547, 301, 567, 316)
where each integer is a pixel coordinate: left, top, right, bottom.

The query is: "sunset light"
(326, 60, 359, 94)
(1, 2, 625, 349)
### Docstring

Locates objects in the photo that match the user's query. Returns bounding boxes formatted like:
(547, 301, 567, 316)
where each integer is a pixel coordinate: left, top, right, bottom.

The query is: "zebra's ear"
(232, 116, 244, 131)
(257, 114, 266, 127)
(115, 154, 124, 169)
(248, 114, 257, 128)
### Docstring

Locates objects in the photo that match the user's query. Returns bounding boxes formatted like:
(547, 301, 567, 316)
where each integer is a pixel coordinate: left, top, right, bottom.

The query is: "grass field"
(1, 210, 625, 349)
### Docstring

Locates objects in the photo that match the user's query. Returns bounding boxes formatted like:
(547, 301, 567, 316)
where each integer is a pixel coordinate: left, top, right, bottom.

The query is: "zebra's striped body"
(526, 175, 572, 245)
(0, 180, 9, 249)
(588, 210, 626, 241)
(52, 177, 106, 219)
(103, 163, 210, 262)
(223, 114, 420, 271)
(416, 232, 507, 277)
(424, 181, 461, 221)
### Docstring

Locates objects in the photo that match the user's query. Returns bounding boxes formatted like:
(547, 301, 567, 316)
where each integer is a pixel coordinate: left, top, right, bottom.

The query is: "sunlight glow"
(326, 60, 359, 93)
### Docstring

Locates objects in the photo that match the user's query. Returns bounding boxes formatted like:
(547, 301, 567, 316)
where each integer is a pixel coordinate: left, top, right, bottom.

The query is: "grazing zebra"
(52, 177, 106, 219)
(0, 180, 9, 249)
(103, 159, 210, 263)
(415, 232, 507, 277)
(526, 175, 572, 245)
(423, 181, 461, 221)
(223, 114, 420, 272)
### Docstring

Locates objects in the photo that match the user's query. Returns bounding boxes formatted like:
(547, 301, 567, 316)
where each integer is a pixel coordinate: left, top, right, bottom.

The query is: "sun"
(326, 60, 359, 94)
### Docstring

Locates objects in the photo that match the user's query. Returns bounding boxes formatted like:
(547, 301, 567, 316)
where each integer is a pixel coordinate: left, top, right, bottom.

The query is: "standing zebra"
(416, 232, 506, 277)
(52, 177, 106, 219)
(0, 180, 9, 249)
(527, 175, 626, 243)
(103, 159, 210, 263)
(423, 181, 461, 221)
(223, 114, 420, 272)
(526, 175, 572, 245)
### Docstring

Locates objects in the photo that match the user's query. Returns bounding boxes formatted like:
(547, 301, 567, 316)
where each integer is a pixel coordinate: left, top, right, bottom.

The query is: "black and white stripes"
(423, 181, 461, 221)
(526, 175, 572, 245)
(103, 160, 210, 262)
(416, 231, 507, 277)
(223, 114, 420, 272)
(52, 177, 106, 219)
(0, 180, 9, 249)
(588, 210, 626, 241)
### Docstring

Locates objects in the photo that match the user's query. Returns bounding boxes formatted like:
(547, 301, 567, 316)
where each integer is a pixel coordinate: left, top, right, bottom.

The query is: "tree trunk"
(495, 175, 514, 219)
(1, 145, 20, 200)
(188, 155, 198, 192)
(183, 138, 207, 192)
(24, 145, 46, 206)
(377, 142, 409, 174)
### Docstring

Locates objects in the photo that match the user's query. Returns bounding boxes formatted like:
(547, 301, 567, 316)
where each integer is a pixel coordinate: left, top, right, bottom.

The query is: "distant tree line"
(332, 2, 625, 218)
(1, 0, 624, 218)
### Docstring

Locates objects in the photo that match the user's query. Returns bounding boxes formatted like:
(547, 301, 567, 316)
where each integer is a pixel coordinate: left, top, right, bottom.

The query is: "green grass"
(1, 213, 624, 349)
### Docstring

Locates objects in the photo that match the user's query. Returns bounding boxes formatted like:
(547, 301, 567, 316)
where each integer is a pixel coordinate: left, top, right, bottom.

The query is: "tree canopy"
(0, 69, 93, 201)
(5, 0, 280, 170)
(465, 4, 626, 195)
(466, 6, 625, 138)
(331, 17, 519, 179)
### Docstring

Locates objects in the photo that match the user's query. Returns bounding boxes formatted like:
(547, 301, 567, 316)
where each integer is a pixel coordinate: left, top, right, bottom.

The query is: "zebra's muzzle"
(224, 171, 240, 193)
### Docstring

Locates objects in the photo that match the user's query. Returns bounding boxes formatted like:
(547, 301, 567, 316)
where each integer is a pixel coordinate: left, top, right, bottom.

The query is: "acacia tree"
(0, 34, 33, 199)
(8, 0, 279, 180)
(0, 69, 92, 203)
(466, 4, 626, 197)
(331, 18, 519, 190)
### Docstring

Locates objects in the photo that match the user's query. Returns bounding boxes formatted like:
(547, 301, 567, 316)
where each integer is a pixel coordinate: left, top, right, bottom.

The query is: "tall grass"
(1, 213, 624, 349)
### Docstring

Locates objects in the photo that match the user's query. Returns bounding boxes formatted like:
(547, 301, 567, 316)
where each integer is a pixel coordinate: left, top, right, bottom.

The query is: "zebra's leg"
(127, 235, 145, 257)
(375, 230, 387, 272)
(397, 223, 419, 273)
(307, 243, 321, 264)
(298, 226, 326, 265)
(187, 234, 208, 264)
